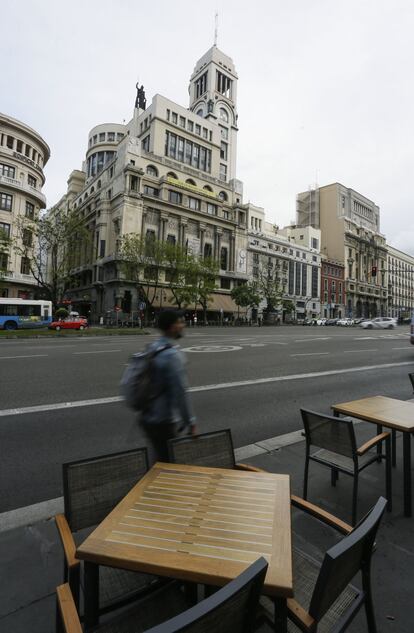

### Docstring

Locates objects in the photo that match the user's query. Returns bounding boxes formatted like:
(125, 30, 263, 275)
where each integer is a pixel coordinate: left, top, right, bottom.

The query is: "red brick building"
(321, 258, 345, 318)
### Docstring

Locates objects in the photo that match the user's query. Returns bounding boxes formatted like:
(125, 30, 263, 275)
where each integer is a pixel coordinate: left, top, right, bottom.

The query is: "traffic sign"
(139, 301, 146, 311)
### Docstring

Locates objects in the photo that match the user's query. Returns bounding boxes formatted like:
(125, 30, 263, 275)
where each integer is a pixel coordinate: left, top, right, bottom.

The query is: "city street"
(1, 325, 413, 514)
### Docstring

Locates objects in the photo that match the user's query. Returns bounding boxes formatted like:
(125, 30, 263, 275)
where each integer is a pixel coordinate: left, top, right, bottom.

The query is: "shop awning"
(207, 293, 239, 313)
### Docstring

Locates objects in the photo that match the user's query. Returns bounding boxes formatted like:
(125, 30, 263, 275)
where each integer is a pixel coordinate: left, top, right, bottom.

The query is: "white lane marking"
(183, 345, 242, 353)
(249, 343, 265, 347)
(73, 349, 122, 355)
(291, 352, 330, 357)
(0, 354, 48, 360)
(344, 349, 378, 353)
(294, 338, 331, 342)
(2, 360, 414, 418)
(392, 347, 411, 350)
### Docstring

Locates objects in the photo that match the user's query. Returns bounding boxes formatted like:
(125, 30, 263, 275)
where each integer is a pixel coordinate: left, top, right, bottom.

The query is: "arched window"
(90, 187, 95, 194)
(186, 179, 196, 186)
(220, 247, 228, 271)
(167, 171, 178, 180)
(203, 185, 213, 192)
(146, 165, 158, 177)
(97, 180, 101, 189)
(196, 108, 204, 117)
(84, 193, 88, 199)
(219, 108, 229, 123)
(218, 191, 228, 202)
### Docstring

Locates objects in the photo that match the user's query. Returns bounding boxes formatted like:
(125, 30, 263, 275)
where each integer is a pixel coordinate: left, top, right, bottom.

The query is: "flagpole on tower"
(214, 11, 218, 46)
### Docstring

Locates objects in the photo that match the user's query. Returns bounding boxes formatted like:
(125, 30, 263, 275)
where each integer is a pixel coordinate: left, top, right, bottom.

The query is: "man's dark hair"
(158, 310, 182, 333)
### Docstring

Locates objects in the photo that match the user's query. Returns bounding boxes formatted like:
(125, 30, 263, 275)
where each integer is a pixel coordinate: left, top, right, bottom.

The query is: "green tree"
(16, 207, 89, 308)
(120, 233, 167, 324)
(256, 261, 283, 313)
(0, 227, 11, 288)
(193, 256, 219, 325)
(231, 282, 261, 321)
(163, 242, 198, 310)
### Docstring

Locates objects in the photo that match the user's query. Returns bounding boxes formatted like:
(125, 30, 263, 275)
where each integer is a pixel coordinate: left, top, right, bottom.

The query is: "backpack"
(120, 344, 171, 412)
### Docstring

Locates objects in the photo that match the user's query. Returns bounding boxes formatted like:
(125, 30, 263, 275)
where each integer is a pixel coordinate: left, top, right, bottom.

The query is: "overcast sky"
(2, 0, 414, 254)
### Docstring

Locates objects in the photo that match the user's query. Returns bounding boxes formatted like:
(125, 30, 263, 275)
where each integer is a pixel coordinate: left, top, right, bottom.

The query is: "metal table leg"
(84, 562, 99, 630)
(403, 432, 412, 518)
(376, 424, 383, 462)
(391, 429, 397, 467)
(273, 597, 288, 632)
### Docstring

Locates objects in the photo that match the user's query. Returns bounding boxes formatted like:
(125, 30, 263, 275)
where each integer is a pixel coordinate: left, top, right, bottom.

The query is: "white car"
(316, 318, 327, 326)
(337, 318, 354, 326)
(360, 317, 397, 330)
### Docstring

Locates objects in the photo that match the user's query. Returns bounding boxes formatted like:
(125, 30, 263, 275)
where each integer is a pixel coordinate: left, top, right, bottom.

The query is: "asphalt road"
(1, 325, 413, 512)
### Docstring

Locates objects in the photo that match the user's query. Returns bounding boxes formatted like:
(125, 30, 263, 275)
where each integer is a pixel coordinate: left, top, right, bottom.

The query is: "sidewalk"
(1, 425, 413, 632)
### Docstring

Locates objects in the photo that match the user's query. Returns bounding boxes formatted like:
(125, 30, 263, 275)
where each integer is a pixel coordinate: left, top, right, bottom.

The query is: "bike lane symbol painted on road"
(182, 345, 243, 353)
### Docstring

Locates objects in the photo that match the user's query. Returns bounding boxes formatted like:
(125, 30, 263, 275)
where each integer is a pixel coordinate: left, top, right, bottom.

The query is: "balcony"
(0, 174, 46, 207)
(2, 270, 38, 286)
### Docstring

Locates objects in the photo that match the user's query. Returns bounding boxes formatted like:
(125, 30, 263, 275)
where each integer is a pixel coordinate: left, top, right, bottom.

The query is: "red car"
(49, 317, 88, 331)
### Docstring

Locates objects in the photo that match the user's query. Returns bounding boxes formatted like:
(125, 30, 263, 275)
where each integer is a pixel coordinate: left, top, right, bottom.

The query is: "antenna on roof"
(214, 11, 218, 46)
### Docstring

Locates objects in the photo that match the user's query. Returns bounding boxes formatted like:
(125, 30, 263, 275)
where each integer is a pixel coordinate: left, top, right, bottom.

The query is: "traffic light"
(371, 266, 377, 277)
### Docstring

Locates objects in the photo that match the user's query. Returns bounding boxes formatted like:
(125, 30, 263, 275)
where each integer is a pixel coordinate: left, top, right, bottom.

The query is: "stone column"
(180, 221, 188, 248)
(160, 214, 169, 241)
(229, 235, 236, 272)
(214, 228, 222, 261)
(141, 208, 147, 236)
(199, 224, 206, 257)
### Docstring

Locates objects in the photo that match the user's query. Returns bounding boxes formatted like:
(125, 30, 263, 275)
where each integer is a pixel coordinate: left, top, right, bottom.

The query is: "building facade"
(246, 205, 321, 321)
(297, 183, 388, 318)
(52, 46, 250, 320)
(387, 245, 414, 320)
(0, 113, 50, 298)
(320, 258, 345, 318)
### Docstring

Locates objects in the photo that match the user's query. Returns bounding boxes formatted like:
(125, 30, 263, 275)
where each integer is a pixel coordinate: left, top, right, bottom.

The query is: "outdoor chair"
(56, 557, 268, 633)
(167, 429, 262, 472)
(55, 447, 161, 615)
(260, 497, 387, 633)
(301, 409, 392, 525)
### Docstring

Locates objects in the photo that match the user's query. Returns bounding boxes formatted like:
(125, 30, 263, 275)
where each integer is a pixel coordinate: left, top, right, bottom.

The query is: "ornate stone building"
(50, 46, 250, 320)
(387, 245, 414, 320)
(0, 113, 49, 298)
(297, 183, 388, 318)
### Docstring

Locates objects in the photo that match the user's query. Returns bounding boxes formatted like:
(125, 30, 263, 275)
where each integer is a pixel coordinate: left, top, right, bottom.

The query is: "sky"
(2, 0, 414, 254)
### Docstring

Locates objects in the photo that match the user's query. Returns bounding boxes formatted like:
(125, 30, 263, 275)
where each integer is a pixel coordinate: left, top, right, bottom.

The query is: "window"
(0, 253, 8, 270)
(0, 222, 10, 238)
(288, 261, 294, 295)
(179, 116, 186, 128)
(99, 132, 105, 142)
(196, 110, 203, 118)
(142, 135, 150, 152)
(167, 234, 176, 245)
(145, 230, 156, 256)
(216, 71, 232, 98)
(117, 133, 123, 141)
(172, 112, 178, 124)
(169, 190, 182, 204)
(107, 132, 115, 141)
(143, 185, 159, 197)
(164, 132, 211, 172)
(20, 256, 31, 275)
(0, 164, 15, 178)
(295, 262, 301, 295)
(207, 203, 217, 215)
(23, 228, 33, 247)
(219, 164, 227, 181)
(311, 266, 319, 298)
(202, 127, 208, 139)
(6, 136, 14, 149)
(204, 243, 212, 259)
(16, 139, 23, 153)
(93, 135, 98, 144)
(99, 240, 106, 258)
(187, 121, 193, 132)
(220, 247, 228, 271)
(220, 142, 228, 161)
(28, 174, 37, 187)
(195, 72, 208, 98)
(220, 126, 228, 140)
(0, 193, 12, 211)
(130, 175, 139, 191)
(219, 108, 229, 122)
(195, 123, 201, 135)
(302, 263, 307, 296)
(188, 197, 200, 210)
(220, 277, 231, 289)
(177, 137, 185, 162)
(218, 191, 228, 202)
(311, 237, 319, 250)
(223, 210, 230, 220)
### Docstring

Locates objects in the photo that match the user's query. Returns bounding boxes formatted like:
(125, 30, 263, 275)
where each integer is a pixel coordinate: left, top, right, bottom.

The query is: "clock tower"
(188, 45, 238, 182)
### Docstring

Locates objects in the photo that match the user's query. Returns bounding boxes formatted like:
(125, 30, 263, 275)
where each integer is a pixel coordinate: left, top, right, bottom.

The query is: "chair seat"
(93, 583, 192, 633)
(80, 563, 160, 610)
(312, 448, 378, 473)
(260, 548, 360, 633)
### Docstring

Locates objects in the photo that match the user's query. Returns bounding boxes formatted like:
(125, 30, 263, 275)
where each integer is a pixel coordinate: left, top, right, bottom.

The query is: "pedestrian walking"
(139, 310, 196, 462)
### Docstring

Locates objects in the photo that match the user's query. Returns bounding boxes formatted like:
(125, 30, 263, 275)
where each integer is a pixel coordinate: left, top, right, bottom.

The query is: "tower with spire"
(188, 44, 238, 183)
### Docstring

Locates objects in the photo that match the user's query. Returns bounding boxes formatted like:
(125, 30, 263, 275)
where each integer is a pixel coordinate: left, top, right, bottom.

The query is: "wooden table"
(76, 462, 293, 632)
(332, 396, 414, 517)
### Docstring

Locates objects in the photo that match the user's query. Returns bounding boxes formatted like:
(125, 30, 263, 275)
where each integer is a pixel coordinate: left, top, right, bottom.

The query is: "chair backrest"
(63, 447, 149, 532)
(301, 409, 357, 458)
(168, 430, 236, 469)
(146, 557, 268, 633)
(308, 497, 387, 622)
(409, 372, 414, 392)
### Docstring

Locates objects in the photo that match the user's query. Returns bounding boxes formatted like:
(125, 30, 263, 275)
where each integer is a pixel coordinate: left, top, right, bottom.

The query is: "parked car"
(49, 317, 88, 331)
(303, 318, 317, 326)
(325, 318, 338, 326)
(360, 317, 397, 330)
(411, 314, 414, 345)
(337, 318, 354, 326)
(316, 318, 327, 326)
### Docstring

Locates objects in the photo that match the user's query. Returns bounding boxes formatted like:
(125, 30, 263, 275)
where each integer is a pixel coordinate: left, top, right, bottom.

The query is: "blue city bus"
(0, 298, 53, 330)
